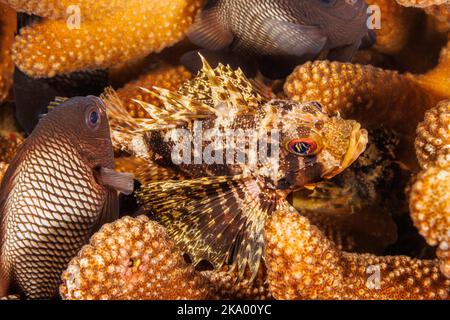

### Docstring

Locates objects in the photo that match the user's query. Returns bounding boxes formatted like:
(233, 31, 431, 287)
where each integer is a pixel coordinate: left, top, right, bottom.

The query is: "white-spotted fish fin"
(264, 19, 327, 57)
(187, 0, 234, 50)
(136, 175, 282, 281)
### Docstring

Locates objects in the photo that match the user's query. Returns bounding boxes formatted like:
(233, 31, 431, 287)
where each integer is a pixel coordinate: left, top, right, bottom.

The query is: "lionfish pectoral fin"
(187, 1, 234, 51)
(136, 175, 280, 281)
(134, 161, 185, 185)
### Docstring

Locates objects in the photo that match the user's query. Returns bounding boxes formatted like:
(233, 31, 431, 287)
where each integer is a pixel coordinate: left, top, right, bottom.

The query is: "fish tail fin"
(136, 175, 284, 281)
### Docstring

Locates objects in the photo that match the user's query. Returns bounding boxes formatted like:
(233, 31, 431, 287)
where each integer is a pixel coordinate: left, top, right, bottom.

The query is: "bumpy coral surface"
(410, 154, 450, 278)
(0, 3, 15, 102)
(411, 101, 450, 277)
(60, 216, 211, 300)
(203, 265, 272, 300)
(12, 0, 204, 77)
(265, 207, 450, 300)
(396, 0, 449, 7)
(415, 100, 450, 168)
(0, 0, 128, 20)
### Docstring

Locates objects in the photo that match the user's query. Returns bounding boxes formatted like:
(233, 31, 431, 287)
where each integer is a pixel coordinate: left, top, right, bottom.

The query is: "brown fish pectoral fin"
(91, 188, 119, 236)
(96, 167, 134, 195)
(327, 40, 361, 62)
(264, 19, 327, 57)
(187, 1, 234, 50)
(136, 175, 282, 281)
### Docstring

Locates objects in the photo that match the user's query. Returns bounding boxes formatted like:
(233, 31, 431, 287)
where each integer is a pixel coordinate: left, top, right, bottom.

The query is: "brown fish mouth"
(321, 123, 368, 179)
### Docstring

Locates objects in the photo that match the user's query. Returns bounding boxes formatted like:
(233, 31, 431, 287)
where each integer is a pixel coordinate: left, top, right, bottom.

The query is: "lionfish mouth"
(321, 123, 368, 179)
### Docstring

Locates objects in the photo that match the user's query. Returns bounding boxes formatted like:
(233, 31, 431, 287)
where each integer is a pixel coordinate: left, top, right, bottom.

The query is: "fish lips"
(276, 161, 324, 190)
(321, 123, 368, 179)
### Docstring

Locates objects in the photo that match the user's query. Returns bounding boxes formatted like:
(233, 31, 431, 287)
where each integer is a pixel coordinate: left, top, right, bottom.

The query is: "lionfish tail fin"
(136, 175, 281, 281)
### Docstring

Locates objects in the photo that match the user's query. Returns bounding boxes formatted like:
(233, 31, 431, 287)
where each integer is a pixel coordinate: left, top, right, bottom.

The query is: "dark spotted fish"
(183, 0, 374, 78)
(104, 57, 368, 279)
(0, 96, 133, 299)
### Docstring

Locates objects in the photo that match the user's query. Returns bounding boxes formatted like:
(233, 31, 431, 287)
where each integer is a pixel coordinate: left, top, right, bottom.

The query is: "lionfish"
(104, 56, 368, 279)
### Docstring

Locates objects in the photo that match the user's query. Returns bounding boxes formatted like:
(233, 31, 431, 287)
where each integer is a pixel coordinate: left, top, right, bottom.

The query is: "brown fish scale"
(2, 133, 106, 299)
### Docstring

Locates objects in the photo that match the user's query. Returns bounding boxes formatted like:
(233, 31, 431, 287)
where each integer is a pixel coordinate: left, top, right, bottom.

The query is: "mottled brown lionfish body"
(0, 97, 133, 299)
(105, 57, 368, 279)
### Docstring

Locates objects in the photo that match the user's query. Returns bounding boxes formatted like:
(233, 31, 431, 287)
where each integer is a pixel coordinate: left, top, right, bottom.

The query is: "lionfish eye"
(286, 138, 318, 156)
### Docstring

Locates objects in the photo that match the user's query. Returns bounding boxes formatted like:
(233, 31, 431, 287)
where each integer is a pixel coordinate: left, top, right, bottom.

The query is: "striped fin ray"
(136, 175, 283, 280)
(179, 54, 266, 115)
(135, 161, 185, 185)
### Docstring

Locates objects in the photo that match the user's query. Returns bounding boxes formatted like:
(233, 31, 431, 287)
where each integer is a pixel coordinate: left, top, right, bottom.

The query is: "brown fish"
(0, 96, 133, 299)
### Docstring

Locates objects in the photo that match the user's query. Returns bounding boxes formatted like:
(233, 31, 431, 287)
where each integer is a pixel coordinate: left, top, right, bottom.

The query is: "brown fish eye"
(86, 106, 101, 130)
(285, 138, 318, 156)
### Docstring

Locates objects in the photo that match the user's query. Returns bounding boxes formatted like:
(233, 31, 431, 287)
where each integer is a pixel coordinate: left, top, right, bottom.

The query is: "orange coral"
(264, 207, 450, 300)
(366, 0, 417, 55)
(410, 39, 450, 99)
(204, 265, 272, 300)
(411, 101, 450, 277)
(410, 154, 450, 278)
(0, 0, 128, 20)
(396, 0, 449, 7)
(415, 100, 450, 168)
(12, 0, 204, 77)
(0, 3, 16, 102)
(60, 216, 211, 300)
